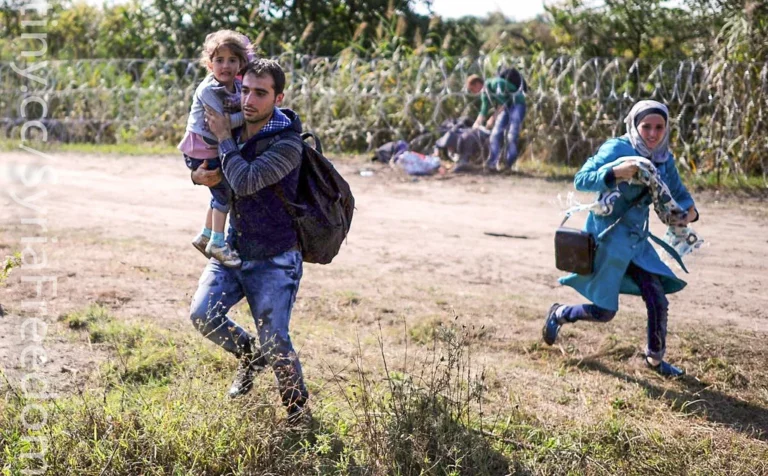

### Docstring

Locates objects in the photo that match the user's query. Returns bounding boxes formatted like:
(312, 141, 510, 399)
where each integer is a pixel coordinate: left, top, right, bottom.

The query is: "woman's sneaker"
(191, 234, 211, 258)
(646, 358, 685, 378)
(542, 303, 563, 345)
(206, 241, 242, 268)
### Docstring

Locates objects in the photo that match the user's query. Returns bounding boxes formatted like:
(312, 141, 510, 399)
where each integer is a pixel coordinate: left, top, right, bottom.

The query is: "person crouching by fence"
(470, 69, 527, 173)
(450, 75, 492, 173)
(543, 100, 700, 377)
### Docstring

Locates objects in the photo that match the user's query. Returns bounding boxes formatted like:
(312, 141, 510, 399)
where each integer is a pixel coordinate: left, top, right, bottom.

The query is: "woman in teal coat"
(542, 100, 699, 377)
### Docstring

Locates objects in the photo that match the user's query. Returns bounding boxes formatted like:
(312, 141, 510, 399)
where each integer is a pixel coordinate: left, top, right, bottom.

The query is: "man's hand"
(612, 161, 639, 181)
(191, 160, 223, 187)
(203, 105, 232, 141)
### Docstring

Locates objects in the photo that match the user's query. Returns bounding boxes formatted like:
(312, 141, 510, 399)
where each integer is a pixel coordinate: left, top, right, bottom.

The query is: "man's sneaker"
(192, 234, 211, 258)
(286, 404, 312, 427)
(542, 303, 563, 345)
(646, 358, 685, 378)
(228, 352, 266, 398)
(206, 242, 242, 268)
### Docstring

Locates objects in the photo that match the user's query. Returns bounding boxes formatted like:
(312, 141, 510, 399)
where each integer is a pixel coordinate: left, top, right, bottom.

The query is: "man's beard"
(244, 105, 274, 124)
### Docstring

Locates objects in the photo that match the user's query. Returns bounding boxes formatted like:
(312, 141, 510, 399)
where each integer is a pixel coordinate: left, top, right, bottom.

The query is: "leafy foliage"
(1, 0, 767, 180)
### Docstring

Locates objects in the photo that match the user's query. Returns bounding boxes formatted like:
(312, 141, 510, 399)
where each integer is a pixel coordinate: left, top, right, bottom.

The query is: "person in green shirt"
(471, 70, 527, 172)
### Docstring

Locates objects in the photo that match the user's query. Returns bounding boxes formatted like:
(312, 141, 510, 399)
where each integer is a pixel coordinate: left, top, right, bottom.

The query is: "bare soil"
(2, 151, 768, 443)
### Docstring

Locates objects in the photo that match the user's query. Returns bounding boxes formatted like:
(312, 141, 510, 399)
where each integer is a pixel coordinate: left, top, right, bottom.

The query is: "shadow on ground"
(571, 356, 768, 441)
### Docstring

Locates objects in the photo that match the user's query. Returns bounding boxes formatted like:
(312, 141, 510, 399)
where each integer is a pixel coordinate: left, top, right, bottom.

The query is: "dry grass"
(2, 153, 768, 474)
(2, 296, 767, 474)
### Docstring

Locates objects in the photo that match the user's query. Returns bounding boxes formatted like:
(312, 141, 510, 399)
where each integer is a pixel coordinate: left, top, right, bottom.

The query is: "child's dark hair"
(241, 59, 286, 95)
(199, 30, 252, 68)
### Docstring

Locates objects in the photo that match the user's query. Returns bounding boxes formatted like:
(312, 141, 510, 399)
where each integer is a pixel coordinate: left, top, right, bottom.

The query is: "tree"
(545, 0, 710, 59)
(96, 1, 159, 59)
(47, 1, 101, 59)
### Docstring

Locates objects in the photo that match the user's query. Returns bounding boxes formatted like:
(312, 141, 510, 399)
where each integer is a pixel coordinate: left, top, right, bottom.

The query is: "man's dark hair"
(241, 59, 286, 95)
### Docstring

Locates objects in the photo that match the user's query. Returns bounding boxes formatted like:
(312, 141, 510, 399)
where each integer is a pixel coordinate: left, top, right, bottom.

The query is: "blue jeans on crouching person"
(487, 102, 527, 169)
(557, 262, 669, 361)
(189, 248, 308, 407)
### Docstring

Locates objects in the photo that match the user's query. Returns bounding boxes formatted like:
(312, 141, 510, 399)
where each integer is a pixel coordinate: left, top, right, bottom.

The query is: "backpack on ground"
(281, 132, 355, 264)
(373, 139, 407, 163)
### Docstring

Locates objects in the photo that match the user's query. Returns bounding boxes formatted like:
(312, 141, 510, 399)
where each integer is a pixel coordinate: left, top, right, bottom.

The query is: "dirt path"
(2, 152, 768, 425)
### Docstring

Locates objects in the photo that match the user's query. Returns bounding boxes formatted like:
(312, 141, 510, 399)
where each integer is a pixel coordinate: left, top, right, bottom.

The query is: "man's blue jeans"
(487, 102, 527, 169)
(189, 249, 307, 407)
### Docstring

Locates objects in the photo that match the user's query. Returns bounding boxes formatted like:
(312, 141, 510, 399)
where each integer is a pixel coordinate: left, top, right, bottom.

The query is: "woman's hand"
(203, 105, 232, 141)
(683, 205, 699, 225)
(612, 161, 639, 181)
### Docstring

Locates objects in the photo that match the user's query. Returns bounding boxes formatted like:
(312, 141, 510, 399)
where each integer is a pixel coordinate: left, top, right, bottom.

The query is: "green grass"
(684, 169, 768, 193)
(516, 158, 580, 181)
(0, 138, 178, 156)
(0, 252, 21, 286)
(3, 304, 768, 475)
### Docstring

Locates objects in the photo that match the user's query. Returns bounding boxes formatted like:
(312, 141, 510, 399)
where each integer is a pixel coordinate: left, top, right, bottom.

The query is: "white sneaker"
(205, 241, 242, 268)
(191, 234, 211, 258)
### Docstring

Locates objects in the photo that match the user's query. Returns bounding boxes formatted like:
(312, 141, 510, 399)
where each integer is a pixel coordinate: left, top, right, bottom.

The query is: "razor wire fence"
(2, 53, 767, 179)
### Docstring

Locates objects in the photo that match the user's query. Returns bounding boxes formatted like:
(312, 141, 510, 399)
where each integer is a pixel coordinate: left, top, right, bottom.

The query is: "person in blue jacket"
(542, 100, 699, 377)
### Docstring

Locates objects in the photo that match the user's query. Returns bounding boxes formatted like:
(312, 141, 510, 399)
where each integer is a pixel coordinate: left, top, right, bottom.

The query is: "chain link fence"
(2, 54, 766, 178)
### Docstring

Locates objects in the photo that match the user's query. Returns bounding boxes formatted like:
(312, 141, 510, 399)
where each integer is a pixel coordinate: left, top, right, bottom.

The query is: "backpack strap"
(301, 132, 322, 154)
(274, 133, 310, 218)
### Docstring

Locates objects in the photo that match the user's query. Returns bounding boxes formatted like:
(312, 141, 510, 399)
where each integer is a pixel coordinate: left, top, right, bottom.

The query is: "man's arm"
(219, 137, 302, 196)
(472, 86, 490, 128)
(205, 105, 303, 195)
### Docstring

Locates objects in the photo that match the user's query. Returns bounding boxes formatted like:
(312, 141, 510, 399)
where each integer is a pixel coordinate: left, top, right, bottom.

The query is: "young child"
(179, 30, 253, 268)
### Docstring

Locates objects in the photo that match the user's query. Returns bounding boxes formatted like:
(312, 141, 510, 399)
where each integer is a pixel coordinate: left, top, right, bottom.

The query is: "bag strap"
(560, 188, 649, 229)
(649, 232, 688, 273)
(558, 187, 688, 272)
(596, 189, 649, 240)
